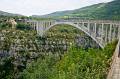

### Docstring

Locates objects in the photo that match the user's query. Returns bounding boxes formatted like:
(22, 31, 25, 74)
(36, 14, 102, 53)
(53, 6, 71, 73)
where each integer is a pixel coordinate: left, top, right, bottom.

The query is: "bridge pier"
(112, 26, 116, 41)
(87, 23, 90, 33)
(101, 23, 105, 45)
(94, 23, 97, 37)
(109, 24, 112, 42)
(105, 25, 108, 44)
(36, 22, 44, 36)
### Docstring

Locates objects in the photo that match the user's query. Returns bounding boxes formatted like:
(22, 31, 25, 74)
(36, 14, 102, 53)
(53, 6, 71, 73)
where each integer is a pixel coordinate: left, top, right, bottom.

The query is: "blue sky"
(0, 0, 113, 16)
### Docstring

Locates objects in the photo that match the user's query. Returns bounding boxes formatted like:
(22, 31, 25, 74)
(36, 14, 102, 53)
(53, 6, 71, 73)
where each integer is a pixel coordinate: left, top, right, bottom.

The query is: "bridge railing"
(55, 19, 120, 23)
(107, 39, 120, 79)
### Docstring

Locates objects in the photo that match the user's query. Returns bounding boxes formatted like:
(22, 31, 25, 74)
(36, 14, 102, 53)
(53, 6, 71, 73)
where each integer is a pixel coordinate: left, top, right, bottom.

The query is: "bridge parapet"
(55, 19, 120, 24)
(107, 39, 120, 79)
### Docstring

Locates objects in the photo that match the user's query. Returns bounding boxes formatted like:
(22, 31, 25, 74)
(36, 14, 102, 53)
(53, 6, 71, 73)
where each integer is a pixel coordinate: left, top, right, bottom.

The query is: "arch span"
(43, 22, 103, 48)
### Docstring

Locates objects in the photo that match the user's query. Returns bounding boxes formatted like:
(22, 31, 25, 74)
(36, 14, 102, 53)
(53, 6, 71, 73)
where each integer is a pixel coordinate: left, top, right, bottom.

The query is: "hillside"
(32, 10, 73, 18)
(32, 0, 120, 20)
(0, 10, 23, 16)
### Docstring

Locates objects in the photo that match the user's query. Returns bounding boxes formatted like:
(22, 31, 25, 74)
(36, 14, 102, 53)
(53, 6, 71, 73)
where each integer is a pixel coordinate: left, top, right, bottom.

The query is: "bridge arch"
(42, 22, 103, 48)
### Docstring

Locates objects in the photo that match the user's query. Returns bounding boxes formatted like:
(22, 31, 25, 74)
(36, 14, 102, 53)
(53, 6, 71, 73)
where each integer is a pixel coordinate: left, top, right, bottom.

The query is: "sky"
(0, 0, 113, 16)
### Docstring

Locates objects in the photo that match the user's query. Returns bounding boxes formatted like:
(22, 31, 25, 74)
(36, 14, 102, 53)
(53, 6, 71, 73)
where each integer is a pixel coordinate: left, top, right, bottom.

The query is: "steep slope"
(32, 0, 120, 20)
(70, 0, 120, 20)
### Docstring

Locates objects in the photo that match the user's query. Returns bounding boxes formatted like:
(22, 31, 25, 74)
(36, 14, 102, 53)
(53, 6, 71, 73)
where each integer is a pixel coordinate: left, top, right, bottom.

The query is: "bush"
(19, 40, 117, 79)
(16, 23, 32, 30)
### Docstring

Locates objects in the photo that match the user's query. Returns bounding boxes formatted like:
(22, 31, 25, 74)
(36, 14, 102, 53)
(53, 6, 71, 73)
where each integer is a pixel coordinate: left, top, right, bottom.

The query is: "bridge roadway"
(27, 19, 120, 48)
(107, 39, 120, 79)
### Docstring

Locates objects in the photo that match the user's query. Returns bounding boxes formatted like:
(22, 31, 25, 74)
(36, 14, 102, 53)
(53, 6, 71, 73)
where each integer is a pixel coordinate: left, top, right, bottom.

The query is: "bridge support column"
(36, 22, 39, 33)
(34, 22, 37, 30)
(94, 23, 97, 37)
(109, 24, 112, 42)
(42, 21, 46, 30)
(48, 21, 51, 26)
(88, 23, 90, 33)
(105, 25, 108, 44)
(98, 24, 102, 37)
(37, 22, 44, 37)
(101, 23, 104, 45)
(112, 25, 116, 41)
(81, 22, 84, 27)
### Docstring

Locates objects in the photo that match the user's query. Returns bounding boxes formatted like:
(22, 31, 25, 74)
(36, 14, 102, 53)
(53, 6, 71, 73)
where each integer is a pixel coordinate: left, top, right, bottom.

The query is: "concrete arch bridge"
(27, 19, 120, 48)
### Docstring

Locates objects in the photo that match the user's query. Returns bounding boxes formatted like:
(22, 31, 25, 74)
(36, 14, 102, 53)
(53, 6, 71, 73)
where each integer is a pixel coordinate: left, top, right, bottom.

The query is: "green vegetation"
(0, 22, 116, 79)
(0, 15, 30, 29)
(1, 0, 120, 77)
(0, 29, 41, 79)
(44, 24, 99, 49)
(0, 0, 120, 20)
(16, 23, 32, 30)
(33, 0, 120, 20)
(19, 40, 117, 79)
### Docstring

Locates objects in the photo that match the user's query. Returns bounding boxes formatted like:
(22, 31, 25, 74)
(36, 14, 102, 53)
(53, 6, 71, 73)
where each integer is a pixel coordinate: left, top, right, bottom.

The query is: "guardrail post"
(118, 44, 120, 58)
(118, 37, 120, 57)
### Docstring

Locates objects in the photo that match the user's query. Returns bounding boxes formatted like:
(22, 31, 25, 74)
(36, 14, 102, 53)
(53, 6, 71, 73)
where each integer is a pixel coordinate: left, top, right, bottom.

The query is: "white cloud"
(0, 0, 113, 16)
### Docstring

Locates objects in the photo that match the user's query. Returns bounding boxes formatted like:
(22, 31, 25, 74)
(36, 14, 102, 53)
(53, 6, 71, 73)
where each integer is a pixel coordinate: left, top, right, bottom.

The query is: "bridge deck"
(108, 56, 120, 79)
(107, 40, 120, 79)
(111, 57, 120, 79)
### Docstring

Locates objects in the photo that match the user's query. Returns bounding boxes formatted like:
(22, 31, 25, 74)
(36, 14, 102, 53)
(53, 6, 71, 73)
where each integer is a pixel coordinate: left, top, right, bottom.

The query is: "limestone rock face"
(8, 18, 17, 29)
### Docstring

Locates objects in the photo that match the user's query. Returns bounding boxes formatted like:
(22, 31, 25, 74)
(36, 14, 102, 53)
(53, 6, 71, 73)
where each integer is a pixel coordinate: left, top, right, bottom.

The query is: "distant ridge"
(32, 0, 120, 20)
(0, 10, 24, 16)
